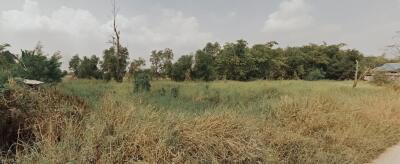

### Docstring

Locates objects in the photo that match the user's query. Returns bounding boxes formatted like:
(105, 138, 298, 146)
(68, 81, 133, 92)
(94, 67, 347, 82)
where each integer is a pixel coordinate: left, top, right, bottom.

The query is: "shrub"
(0, 72, 6, 86)
(0, 86, 88, 155)
(305, 68, 325, 81)
(372, 71, 391, 86)
(159, 87, 166, 96)
(133, 72, 151, 93)
(16, 49, 63, 83)
(0, 71, 8, 92)
(171, 87, 179, 98)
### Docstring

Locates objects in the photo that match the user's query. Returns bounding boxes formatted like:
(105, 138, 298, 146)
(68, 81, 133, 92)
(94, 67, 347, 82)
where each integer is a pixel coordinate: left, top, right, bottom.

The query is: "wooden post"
(353, 60, 359, 88)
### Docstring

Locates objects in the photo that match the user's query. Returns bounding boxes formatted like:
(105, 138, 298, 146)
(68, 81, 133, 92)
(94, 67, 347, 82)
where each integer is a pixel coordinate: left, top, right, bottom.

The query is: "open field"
(2, 0, 400, 163)
(3, 80, 400, 163)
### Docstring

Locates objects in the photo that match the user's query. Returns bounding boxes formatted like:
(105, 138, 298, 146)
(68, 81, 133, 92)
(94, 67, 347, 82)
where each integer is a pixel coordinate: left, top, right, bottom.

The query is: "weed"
(5, 80, 400, 163)
(133, 72, 151, 93)
(171, 87, 179, 98)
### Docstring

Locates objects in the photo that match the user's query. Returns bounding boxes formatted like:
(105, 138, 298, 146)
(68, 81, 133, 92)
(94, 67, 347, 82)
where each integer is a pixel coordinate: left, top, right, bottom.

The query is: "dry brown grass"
(263, 94, 400, 163)
(2, 80, 400, 163)
(0, 84, 88, 162)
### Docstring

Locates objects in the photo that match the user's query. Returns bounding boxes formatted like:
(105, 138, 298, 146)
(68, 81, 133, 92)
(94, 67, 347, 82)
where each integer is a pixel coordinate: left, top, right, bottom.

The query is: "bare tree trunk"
(353, 60, 359, 88)
(359, 68, 370, 81)
(112, 0, 120, 56)
(111, 0, 123, 82)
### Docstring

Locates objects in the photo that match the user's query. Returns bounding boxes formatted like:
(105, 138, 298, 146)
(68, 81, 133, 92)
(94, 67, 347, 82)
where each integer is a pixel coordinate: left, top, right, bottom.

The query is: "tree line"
(67, 39, 396, 82)
(0, 39, 396, 87)
(1, 0, 396, 85)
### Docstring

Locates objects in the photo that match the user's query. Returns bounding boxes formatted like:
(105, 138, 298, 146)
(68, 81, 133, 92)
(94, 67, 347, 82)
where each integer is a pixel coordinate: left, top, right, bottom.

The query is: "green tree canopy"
(171, 55, 193, 81)
(101, 46, 129, 82)
(13, 44, 63, 83)
(77, 55, 102, 79)
(128, 57, 146, 79)
(216, 40, 255, 81)
(69, 55, 81, 75)
(150, 48, 174, 79)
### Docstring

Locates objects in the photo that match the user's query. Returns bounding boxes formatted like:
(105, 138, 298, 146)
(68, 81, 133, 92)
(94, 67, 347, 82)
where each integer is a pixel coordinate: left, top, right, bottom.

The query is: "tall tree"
(102, 47, 117, 81)
(284, 47, 307, 79)
(192, 43, 220, 81)
(69, 55, 81, 75)
(114, 46, 129, 82)
(171, 55, 193, 81)
(150, 48, 173, 79)
(216, 40, 255, 81)
(249, 41, 285, 80)
(77, 55, 102, 79)
(203, 42, 221, 57)
(101, 0, 129, 82)
(128, 57, 146, 79)
(149, 50, 161, 78)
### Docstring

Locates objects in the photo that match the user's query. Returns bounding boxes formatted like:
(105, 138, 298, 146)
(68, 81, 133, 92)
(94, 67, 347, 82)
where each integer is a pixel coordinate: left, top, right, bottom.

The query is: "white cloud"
(1, 0, 45, 31)
(99, 9, 213, 59)
(116, 10, 212, 47)
(262, 0, 313, 32)
(1, 0, 100, 35)
(0, 0, 213, 69)
(49, 7, 100, 35)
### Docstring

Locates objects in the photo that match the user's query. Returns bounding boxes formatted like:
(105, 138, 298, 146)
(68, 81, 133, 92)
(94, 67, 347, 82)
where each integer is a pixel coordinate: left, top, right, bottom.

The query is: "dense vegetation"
(1, 38, 400, 163)
(1, 0, 399, 160)
(0, 43, 64, 86)
(68, 40, 396, 82)
(2, 80, 399, 163)
(2, 40, 391, 85)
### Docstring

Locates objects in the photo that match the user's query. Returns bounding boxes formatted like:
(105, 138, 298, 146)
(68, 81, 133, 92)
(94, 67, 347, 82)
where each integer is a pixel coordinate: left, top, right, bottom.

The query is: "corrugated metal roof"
(375, 63, 400, 72)
(23, 79, 44, 85)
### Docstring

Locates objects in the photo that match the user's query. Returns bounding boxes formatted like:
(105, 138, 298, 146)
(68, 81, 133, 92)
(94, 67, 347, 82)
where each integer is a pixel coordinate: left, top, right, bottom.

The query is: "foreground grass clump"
(0, 83, 88, 161)
(3, 80, 400, 163)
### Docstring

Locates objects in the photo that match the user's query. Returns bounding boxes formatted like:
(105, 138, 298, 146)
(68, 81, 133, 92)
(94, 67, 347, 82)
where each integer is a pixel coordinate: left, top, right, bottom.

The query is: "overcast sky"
(1, 0, 399, 69)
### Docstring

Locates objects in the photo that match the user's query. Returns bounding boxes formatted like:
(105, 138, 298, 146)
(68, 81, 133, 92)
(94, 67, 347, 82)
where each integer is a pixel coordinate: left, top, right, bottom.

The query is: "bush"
(0, 71, 8, 92)
(133, 72, 151, 93)
(16, 50, 63, 83)
(372, 71, 391, 86)
(171, 87, 179, 98)
(159, 87, 166, 96)
(305, 68, 325, 81)
(0, 86, 88, 155)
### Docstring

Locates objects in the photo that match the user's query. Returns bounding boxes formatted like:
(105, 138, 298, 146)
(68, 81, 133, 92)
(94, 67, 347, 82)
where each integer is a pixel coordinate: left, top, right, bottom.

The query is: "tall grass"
(57, 79, 111, 108)
(0, 84, 88, 162)
(2, 80, 400, 163)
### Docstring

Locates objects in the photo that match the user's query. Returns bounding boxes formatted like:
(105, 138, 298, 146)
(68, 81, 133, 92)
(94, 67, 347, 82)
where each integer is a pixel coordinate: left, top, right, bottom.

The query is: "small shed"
(375, 63, 400, 72)
(364, 63, 400, 81)
(22, 79, 44, 87)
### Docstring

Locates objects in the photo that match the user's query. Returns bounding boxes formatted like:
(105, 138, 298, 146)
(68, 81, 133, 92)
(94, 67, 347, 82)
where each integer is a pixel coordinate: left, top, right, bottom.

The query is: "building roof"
(23, 79, 44, 85)
(375, 63, 400, 72)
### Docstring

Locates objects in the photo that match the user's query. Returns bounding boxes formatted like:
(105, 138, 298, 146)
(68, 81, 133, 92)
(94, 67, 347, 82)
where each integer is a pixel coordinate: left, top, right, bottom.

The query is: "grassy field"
(5, 79, 400, 163)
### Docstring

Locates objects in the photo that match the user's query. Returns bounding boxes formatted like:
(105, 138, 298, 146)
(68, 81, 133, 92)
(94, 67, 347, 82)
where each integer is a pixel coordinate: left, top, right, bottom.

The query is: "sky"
(0, 0, 399, 69)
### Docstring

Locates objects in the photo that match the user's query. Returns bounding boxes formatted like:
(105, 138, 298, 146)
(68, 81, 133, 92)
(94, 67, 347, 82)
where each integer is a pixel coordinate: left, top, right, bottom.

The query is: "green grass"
(57, 79, 112, 108)
(58, 79, 384, 114)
